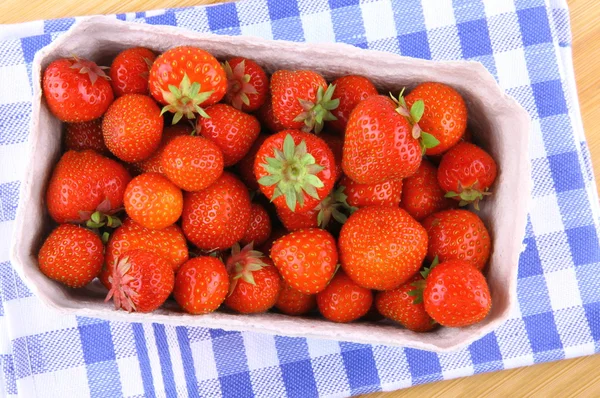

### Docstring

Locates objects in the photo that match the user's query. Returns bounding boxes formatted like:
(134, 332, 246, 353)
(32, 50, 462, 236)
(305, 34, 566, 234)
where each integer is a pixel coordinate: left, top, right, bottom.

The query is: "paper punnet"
(10, 16, 530, 352)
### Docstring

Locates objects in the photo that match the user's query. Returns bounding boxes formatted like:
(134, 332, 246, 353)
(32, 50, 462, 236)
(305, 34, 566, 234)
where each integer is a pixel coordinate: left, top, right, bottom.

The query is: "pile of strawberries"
(38, 44, 498, 332)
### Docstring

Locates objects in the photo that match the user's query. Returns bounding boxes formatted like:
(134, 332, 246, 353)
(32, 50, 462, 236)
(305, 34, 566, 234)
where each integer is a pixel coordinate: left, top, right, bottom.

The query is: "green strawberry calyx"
(223, 60, 258, 110)
(407, 256, 439, 305)
(160, 73, 214, 124)
(77, 199, 122, 229)
(226, 242, 269, 295)
(444, 180, 491, 210)
(70, 55, 110, 85)
(258, 134, 326, 212)
(315, 186, 357, 228)
(390, 88, 440, 154)
(105, 256, 139, 312)
(293, 84, 339, 134)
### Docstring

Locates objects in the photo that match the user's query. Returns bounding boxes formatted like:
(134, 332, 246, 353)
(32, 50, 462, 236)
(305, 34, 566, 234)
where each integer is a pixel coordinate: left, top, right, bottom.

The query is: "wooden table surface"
(1, 0, 599, 396)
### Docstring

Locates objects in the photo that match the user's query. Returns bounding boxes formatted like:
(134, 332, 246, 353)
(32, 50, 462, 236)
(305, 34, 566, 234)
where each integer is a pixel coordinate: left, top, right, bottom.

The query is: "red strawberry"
(182, 172, 251, 250)
(320, 132, 344, 182)
(236, 134, 268, 191)
(275, 282, 317, 316)
(343, 95, 421, 184)
(276, 186, 354, 231)
(254, 130, 336, 212)
(161, 135, 224, 191)
(198, 103, 261, 166)
(105, 249, 174, 313)
(65, 119, 109, 154)
(240, 203, 272, 247)
(173, 256, 229, 314)
(38, 224, 103, 288)
(317, 270, 372, 323)
(105, 218, 188, 273)
(402, 82, 467, 155)
(110, 47, 156, 97)
(375, 275, 435, 332)
(423, 259, 491, 327)
(270, 228, 338, 294)
(149, 46, 226, 124)
(270, 70, 338, 133)
(437, 142, 498, 209)
(224, 244, 281, 314)
(328, 75, 378, 133)
(42, 57, 113, 122)
(421, 209, 491, 270)
(46, 150, 131, 224)
(133, 124, 192, 175)
(102, 94, 164, 162)
(223, 57, 268, 112)
(124, 173, 183, 230)
(401, 159, 456, 221)
(255, 94, 287, 133)
(340, 175, 403, 208)
(339, 207, 427, 290)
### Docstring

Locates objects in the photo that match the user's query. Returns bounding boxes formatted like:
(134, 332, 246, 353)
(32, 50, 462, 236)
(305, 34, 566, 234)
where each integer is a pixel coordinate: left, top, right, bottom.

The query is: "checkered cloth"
(1, 0, 599, 396)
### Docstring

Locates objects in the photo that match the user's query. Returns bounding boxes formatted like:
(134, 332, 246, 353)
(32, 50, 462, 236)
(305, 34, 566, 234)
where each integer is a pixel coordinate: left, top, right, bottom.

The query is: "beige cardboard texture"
(10, 16, 531, 352)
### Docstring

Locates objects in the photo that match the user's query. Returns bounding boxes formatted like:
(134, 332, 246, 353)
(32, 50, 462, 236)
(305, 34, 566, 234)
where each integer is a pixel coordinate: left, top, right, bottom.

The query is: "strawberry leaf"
(421, 132, 440, 149)
(410, 100, 425, 124)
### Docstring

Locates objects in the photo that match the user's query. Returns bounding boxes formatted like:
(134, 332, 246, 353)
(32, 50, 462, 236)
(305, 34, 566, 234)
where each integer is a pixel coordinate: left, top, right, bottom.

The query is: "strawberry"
(235, 134, 268, 191)
(161, 135, 224, 192)
(102, 94, 164, 162)
(375, 275, 435, 332)
(401, 82, 467, 156)
(340, 175, 403, 208)
(270, 70, 338, 133)
(401, 159, 456, 221)
(240, 203, 272, 247)
(270, 228, 338, 294)
(65, 119, 109, 154)
(328, 75, 378, 134)
(42, 57, 113, 122)
(105, 249, 174, 313)
(339, 207, 427, 290)
(133, 124, 192, 175)
(343, 95, 421, 184)
(423, 259, 491, 327)
(275, 282, 317, 316)
(276, 186, 354, 231)
(254, 130, 336, 212)
(255, 93, 287, 133)
(437, 142, 498, 209)
(149, 46, 226, 124)
(316, 270, 373, 323)
(173, 256, 229, 314)
(38, 224, 103, 288)
(124, 172, 183, 230)
(182, 172, 251, 250)
(320, 132, 344, 182)
(198, 103, 261, 166)
(105, 218, 188, 273)
(110, 47, 156, 97)
(421, 209, 491, 270)
(223, 57, 268, 112)
(224, 243, 281, 314)
(46, 150, 131, 224)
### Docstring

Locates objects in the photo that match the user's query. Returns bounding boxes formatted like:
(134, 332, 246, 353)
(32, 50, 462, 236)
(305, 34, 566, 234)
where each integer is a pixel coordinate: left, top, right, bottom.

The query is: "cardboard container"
(10, 16, 530, 352)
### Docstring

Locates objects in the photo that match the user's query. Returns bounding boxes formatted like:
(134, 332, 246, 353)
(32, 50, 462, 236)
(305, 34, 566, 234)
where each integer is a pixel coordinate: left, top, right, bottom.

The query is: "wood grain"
(1, 0, 599, 396)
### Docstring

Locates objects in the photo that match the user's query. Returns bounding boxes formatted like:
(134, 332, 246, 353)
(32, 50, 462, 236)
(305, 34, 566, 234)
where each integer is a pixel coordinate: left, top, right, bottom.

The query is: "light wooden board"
(1, 0, 599, 396)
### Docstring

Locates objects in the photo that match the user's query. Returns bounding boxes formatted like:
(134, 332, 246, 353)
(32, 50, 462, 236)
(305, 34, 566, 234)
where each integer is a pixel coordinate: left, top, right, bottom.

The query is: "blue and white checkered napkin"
(1, 0, 599, 396)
